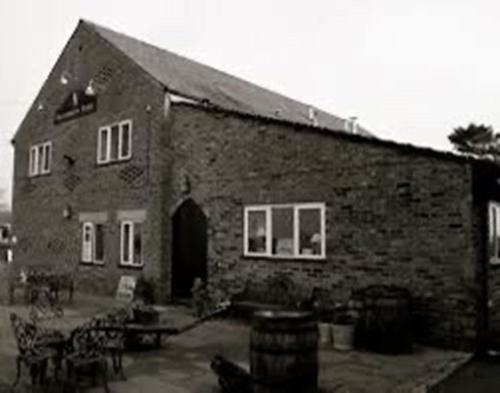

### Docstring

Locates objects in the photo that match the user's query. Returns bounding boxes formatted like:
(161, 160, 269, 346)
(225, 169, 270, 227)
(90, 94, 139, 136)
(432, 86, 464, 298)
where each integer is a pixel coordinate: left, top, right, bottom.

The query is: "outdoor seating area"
(0, 287, 472, 393)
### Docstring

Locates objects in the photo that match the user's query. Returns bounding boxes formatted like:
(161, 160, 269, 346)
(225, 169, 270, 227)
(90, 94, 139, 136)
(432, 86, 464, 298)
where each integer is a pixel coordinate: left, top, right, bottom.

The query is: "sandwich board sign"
(116, 275, 136, 301)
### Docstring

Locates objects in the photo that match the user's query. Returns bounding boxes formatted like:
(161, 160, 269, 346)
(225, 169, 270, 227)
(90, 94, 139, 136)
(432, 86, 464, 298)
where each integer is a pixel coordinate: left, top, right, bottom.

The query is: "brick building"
(10, 20, 500, 351)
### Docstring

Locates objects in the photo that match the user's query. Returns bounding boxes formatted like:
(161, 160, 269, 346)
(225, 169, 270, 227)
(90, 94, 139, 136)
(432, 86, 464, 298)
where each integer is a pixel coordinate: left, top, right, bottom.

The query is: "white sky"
(1, 0, 500, 209)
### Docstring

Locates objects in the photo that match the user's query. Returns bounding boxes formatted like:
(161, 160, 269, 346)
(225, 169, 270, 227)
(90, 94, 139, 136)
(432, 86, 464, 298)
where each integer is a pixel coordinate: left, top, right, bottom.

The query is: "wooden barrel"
(356, 285, 413, 353)
(250, 310, 318, 393)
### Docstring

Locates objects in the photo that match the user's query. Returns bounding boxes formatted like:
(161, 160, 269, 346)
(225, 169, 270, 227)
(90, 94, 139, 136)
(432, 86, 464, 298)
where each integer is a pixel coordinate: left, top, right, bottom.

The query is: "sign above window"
(54, 89, 97, 124)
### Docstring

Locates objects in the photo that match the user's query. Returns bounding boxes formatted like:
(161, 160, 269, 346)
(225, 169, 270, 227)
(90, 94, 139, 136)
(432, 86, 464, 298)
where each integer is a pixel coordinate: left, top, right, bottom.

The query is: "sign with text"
(116, 275, 137, 302)
(54, 90, 97, 124)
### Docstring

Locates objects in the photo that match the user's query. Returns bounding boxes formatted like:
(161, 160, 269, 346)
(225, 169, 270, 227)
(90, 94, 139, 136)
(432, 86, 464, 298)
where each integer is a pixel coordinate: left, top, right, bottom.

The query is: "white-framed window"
(244, 203, 326, 259)
(29, 142, 52, 176)
(120, 221, 143, 267)
(97, 119, 132, 164)
(81, 222, 105, 264)
(489, 202, 500, 265)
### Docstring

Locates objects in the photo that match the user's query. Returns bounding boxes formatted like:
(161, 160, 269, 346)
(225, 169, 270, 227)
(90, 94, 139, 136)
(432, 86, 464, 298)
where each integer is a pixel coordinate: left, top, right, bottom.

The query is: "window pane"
(29, 147, 37, 175)
(99, 129, 109, 162)
(37, 145, 44, 174)
(95, 224, 104, 262)
(133, 223, 142, 265)
(110, 125, 120, 161)
(299, 208, 322, 256)
(248, 210, 267, 253)
(43, 144, 51, 173)
(82, 223, 93, 262)
(122, 223, 131, 263)
(271, 207, 294, 255)
(120, 122, 131, 159)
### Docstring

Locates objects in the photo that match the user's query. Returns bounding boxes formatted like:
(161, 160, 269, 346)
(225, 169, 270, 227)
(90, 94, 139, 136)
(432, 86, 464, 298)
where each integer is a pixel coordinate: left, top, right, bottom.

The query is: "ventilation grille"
(119, 165, 145, 186)
(22, 181, 37, 194)
(93, 65, 115, 90)
(63, 174, 82, 192)
(47, 239, 65, 255)
(18, 238, 32, 253)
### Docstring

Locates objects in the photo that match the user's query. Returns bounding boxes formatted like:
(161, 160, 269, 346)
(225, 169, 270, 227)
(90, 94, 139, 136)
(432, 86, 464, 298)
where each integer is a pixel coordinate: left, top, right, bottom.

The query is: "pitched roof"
(83, 20, 372, 136)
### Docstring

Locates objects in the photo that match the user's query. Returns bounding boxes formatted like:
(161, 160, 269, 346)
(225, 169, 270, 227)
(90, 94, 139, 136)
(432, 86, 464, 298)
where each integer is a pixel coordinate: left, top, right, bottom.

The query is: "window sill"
(28, 172, 52, 179)
(96, 157, 132, 168)
(118, 263, 144, 270)
(490, 259, 500, 266)
(79, 261, 106, 267)
(242, 254, 327, 263)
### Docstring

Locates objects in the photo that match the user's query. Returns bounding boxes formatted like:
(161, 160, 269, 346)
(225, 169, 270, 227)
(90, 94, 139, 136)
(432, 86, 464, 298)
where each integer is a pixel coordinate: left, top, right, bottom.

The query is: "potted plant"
(132, 276, 158, 324)
(318, 310, 333, 346)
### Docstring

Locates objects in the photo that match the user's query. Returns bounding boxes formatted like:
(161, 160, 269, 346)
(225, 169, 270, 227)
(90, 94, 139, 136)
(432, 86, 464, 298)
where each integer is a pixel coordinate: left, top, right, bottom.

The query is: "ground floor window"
(120, 221, 143, 267)
(244, 203, 326, 259)
(81, 222, 105, 264)
(489, 202, 500, 264)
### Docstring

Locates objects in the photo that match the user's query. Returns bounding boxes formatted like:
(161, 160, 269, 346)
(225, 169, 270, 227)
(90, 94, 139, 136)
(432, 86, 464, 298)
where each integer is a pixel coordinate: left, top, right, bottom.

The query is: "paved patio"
(0, 280, 471, 392)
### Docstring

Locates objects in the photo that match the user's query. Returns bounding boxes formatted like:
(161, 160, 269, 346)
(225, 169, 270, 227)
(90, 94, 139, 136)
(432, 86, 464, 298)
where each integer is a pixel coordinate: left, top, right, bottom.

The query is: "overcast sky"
(1, 0, 499, 210)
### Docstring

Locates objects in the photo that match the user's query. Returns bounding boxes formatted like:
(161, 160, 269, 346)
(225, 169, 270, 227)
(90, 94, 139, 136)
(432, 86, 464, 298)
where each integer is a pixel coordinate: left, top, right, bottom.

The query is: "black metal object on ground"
(211, 354, 252, 393)
(354, 285, 413, 354)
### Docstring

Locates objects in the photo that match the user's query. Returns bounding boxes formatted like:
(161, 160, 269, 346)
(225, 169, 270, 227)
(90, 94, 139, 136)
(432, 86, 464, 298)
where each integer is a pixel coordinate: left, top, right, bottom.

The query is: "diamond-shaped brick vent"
(63, 174, 82, 192)
(119, 165, 145, 186)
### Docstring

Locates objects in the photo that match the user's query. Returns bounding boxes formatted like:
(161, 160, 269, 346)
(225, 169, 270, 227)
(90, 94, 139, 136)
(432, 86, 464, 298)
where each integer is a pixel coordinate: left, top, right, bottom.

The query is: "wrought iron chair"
(64, 318, 110, 393)
(94, 307, 131, 379)
(10, 313, 59, 387)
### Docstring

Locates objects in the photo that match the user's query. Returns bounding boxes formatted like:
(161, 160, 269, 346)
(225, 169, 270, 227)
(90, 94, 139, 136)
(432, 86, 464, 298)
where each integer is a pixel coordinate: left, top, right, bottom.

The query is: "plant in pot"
(311, 289, 334, 346)
(132, 276, 158, 324)
(331, 304, 357, 351)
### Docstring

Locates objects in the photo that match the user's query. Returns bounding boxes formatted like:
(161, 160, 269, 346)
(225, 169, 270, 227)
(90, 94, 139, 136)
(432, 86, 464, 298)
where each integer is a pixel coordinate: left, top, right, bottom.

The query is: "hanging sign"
(54, 90, 97, 124)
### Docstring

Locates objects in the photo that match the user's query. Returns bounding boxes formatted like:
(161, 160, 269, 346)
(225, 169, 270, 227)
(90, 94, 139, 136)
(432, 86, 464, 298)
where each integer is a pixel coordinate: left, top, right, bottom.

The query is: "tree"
(448, 123, 499, 160)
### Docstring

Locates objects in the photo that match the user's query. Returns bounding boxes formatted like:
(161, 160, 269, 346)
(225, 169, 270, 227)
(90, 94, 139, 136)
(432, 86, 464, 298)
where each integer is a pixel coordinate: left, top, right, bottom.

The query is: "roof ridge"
(83, 20, 334, 111)
(80, 20, 371, 136)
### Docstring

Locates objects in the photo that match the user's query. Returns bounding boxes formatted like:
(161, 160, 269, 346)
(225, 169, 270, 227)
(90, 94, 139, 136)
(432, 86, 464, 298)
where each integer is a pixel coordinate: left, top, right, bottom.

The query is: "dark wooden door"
(172, 199, 207, 299)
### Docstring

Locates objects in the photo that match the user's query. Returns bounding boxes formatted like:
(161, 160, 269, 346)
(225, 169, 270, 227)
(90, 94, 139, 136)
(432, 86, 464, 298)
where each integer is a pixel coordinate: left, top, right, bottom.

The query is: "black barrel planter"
(355, 285, 413, 354)
(250, 310, 318, 393)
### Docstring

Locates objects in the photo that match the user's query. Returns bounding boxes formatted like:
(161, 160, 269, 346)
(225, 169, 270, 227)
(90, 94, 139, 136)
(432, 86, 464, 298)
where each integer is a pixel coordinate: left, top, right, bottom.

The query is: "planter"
(332, 323, 354, 351)
(318, 322, 332, 346)
(133, 306, 159, 325)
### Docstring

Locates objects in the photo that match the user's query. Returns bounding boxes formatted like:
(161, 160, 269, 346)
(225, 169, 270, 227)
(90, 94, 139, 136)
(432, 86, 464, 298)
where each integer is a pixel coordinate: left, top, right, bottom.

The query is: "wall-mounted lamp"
(63, 205, 72, 219)
(63, 154, 75, 167)
(181, 174, 191, 195)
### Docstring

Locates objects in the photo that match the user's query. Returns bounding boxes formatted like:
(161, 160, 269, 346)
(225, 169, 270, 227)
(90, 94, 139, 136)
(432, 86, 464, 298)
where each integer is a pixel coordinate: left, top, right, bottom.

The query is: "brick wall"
(167, 104, 479, 349)
(12, 23, 167, 297)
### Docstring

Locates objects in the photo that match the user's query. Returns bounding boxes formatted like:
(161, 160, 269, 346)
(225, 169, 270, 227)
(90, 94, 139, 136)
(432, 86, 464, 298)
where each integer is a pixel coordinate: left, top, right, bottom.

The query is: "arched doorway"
(171, 199, 208, 299)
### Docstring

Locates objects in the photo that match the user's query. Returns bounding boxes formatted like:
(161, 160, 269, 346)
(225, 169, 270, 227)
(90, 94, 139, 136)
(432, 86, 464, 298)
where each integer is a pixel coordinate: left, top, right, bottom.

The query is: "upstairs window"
(244, 203, 326, 259)
(29, 142, 52, 177)
(97, 120, 132, 164)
